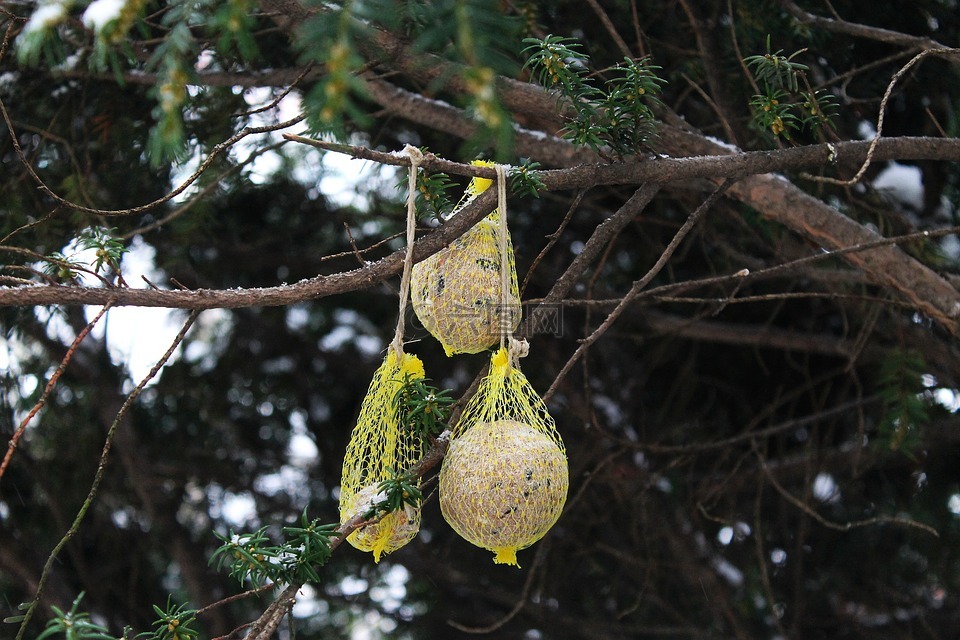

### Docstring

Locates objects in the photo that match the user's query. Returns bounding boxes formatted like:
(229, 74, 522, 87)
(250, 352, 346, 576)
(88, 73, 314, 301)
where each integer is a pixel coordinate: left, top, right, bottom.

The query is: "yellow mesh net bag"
(411, 160, 521, 356)
(339, 349, 425, 561)
(438, 166, 568, 567)
(339, 146, 427, 562)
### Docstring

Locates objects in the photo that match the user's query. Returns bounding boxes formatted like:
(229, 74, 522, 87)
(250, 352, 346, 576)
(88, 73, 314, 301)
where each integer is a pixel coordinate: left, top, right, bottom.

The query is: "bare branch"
(289, 133, 960, 192)
(0, 304, 112, 485)
(804, 48, 960, 186)
(754, 442, 940, 538)
(0, 91, 304, 217)
(16, 310, 202, 640)
(544, 180, 733, 401)
(781, 0, 958, 52)
(0, 189, 497, 309)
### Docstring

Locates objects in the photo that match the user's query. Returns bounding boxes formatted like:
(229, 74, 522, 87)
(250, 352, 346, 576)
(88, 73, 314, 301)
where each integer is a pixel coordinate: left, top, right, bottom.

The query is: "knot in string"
(507, 336, 529, 367)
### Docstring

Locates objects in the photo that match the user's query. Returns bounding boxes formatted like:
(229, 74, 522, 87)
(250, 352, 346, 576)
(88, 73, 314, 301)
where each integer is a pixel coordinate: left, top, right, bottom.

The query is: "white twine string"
(496, 164, 510, 352)
(495, 164, 529, 365)
(391, 144, 424, 357)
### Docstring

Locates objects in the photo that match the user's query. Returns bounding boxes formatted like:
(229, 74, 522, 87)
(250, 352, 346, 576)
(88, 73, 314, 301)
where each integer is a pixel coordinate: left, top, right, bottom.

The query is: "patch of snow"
(932, 388, 960, 412)
(591, 394, 622, 427)
(948, 493, 960, 515)
(57, 51, 83, 71)
(82, 0, 125, 32)
(0, 72, 20, 95)
(292, 584, 329, 618)
(940, 234, 960, 260)
(770, 548, 787, 565)
(23, 1, 69, 36)
(872, 162, 924, 210)
(85, 237, 186, 383)
(717, 526, 734, 545)
(704, 135, 741, 153)
(255, 465, 310, 499)
(288, 422, 319, 466)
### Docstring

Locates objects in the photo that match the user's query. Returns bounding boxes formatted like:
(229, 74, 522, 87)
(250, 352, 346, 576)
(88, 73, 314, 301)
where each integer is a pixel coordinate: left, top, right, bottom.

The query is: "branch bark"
(7, 0, 959, 336)
(780, 0, 958, 53)
(5, 135, 959, 332)
(0, 189, 495, 309)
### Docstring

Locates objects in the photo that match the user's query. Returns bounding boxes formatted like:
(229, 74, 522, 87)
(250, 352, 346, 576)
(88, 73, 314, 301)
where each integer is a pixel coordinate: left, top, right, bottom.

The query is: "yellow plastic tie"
(492, 547, 520, 567)
(467, 159, 495, 196)
(491, 346, 510, 372)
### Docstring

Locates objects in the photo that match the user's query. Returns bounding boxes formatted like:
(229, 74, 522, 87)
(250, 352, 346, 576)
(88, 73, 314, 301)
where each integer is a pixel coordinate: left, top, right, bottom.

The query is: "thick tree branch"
(361, 78, 589, 167)
(781, 0, 958, 53)
(7, 0, 958, 332)
(288, 131, 960, 189)
(351, 71, 960, 334)
(732, 174, 960, 332)
(657, 127, 960, 335)
(0, 189, 495, 309)
(5, 136, 960, 323)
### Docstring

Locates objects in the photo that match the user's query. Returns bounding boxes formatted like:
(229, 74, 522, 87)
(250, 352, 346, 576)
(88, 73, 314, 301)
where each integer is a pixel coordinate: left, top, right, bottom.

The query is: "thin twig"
(123, 140, 290, 238)
(520, 189, 585, 296)
(196, 583, 276, 617)
(632, 396, 879, 455)
(282, 134, 499, 180)
(16, 310, 202, 640)
(582, 290, 913, 310)
(235, 63, 315, 117)
(0, 13, 16, 64)
(752, 461, 788, 639)
(0, 303, 113, 485)
(782, 0, 955, 51)
(0, 207, 62, 245)
(544, 179, 733, 401)
(0, 88, 304, 217)
(613, 224, 960, 311)
(753, 442, 940, 538)
(525, 184, 661, 337)
(682, 72, 739, 145)
(804, 48, 960, 186)
(584, 0, 632, 58)
(343, 222, 367, 267)
(727, 0, 760, 95)
(447, 542, 547, 633)
(630, 0, 646, 58)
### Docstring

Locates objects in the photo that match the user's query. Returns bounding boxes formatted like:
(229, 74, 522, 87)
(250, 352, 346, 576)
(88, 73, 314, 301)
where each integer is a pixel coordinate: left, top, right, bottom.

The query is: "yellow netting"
(338, 146, 427, 562)
(439, 347, 569, 567)
(339, 350, 426, 562)
(411, 160, 521, 356)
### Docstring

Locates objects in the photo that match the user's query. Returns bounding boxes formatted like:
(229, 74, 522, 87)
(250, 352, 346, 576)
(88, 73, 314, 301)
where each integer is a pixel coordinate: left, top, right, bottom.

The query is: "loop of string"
(496, 164, 509, 353)
(391, 144, 424, 357)
(495, 164, 528, 367)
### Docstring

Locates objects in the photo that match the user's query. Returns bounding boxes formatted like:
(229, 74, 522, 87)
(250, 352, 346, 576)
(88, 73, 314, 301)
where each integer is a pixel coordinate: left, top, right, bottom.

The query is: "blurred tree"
(3, 1, 960, 639)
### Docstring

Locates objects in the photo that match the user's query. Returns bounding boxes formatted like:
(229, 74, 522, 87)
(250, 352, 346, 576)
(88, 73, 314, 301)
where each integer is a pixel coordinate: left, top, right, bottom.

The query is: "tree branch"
(0, 189, 496, 309)
(781, 0, 958, 53)
(5, 136, 960, 327)
(286, 132, 960, 187)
